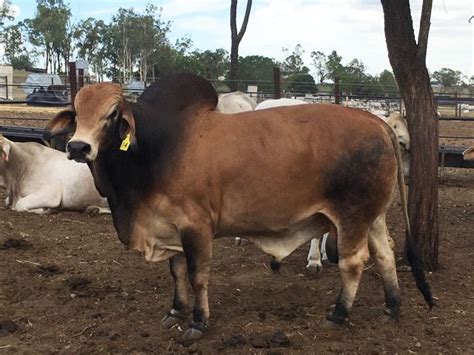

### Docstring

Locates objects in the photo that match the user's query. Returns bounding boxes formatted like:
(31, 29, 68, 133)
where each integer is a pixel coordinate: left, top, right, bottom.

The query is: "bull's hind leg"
(161, 253, 190, 329)
(306, 237, 322, 271)
(368, 214, 400, 320)
(326, 224, 369, 325)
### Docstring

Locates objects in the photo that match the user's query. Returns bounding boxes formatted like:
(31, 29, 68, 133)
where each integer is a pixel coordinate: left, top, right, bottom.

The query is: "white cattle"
(0, 134, 108, 214)
(216, 91, 256, 113)
(255, 98, 308, 110)
(380, 112, 410, 177)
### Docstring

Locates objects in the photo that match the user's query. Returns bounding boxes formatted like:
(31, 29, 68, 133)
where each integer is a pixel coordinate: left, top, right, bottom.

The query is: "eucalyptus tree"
(382, 0, 439, 270)
(0, 0, 14, 23)
(73, 18, 108, 81)
(229, 0, 252, 91)
(24, 0, 72, 74)
(1, 23, 35, 70)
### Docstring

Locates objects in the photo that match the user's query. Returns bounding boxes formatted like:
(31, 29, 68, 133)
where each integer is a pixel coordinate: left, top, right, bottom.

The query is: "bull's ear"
(43, 109, 76, 140)
(1, 139, 11, 162)
(118, 105, 137, 150)
(463, 147, 474, 161)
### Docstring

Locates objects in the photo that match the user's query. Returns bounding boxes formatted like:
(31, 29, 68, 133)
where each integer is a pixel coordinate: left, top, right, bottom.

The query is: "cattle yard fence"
(0, 65, 472, 171)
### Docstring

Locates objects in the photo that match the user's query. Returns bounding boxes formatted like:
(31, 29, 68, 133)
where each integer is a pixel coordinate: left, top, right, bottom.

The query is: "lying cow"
(255, 97, 308, 110)
(44, 74, 433, 346)
(216, 91, 256, 113)
(0, 134, 108, 214)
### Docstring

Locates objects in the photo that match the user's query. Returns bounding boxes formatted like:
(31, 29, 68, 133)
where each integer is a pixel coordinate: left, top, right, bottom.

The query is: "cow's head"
(385, 112, 410, 152)
(44, 83, 136, 163)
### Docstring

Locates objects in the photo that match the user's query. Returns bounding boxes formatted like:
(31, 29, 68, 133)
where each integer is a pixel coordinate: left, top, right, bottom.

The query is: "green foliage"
(224, 55, 277, 91)
(0, 1, 466, 97)
(23, 0, 72, 74)
(104, 5, 171, 82)
(286, 73, 317, 94)
(325, 50, 344, 82)
(0, 0, 14, 22)
(1, 23, 36, 70)
(152, 36, 229, 81)
(309, 49, 400, 96)
(375, 69, 398, 94)
(310, 50, 327, 83)
(10, 54, 35, 71)
(281, 44, 309, 77)
(432, 68, 464, 87)
(73, 18, 108, 80)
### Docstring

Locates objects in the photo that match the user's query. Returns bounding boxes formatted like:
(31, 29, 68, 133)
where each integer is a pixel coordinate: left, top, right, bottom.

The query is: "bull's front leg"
(161, 253, 190, 329)
(179, 225, 213, 346)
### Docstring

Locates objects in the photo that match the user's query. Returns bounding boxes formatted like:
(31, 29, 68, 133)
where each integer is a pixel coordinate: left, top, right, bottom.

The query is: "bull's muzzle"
(67, 141, 92, 163)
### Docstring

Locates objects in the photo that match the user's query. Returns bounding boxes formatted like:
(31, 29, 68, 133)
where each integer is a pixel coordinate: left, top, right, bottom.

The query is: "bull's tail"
(384, 124, 434, 310)
(405, 231, 435, 309)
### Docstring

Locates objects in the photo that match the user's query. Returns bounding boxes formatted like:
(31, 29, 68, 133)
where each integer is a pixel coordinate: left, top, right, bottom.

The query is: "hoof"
(161, 309, 186, 329)
(85, 206, 100, 217)
(270, 258, 281, 274)
(324, 311, 347, 327)
(161, 314, 182, 329)
(380, 313, 399, 324)
(306, 261, 323, 273)
(181, 327, 205, 347)
(319, 318, 343, 329)
(381, 308, 400, 323)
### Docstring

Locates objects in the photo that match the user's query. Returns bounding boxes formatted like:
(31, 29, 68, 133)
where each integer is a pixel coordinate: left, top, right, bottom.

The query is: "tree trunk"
(229, 0, 252, 92)
(381, 0, 439, 270)
(229, 41, 239, 91)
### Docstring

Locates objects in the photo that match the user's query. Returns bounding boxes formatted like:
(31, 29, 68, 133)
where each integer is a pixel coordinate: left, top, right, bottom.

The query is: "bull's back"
(174, 104, 397, 230)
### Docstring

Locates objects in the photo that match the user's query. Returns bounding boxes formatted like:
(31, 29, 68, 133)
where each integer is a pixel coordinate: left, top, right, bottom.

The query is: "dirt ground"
(0, 168, 473, 354)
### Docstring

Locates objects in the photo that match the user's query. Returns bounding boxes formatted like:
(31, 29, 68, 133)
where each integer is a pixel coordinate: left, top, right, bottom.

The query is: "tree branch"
(417, 0, 433, 60)
(230, 0, 238, 40)
(237, 0, 252, 43)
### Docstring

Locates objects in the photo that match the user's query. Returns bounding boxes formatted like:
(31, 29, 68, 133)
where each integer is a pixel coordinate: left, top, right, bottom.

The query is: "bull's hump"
(138, 74, 218, 112)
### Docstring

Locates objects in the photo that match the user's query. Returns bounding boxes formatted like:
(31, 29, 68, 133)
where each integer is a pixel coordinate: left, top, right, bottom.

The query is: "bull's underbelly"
(131, 196, 331, 263)
(242, 213, 330, 261)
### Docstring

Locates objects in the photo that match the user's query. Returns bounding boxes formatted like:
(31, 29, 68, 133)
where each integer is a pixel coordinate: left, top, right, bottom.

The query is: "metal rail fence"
(0, 65, 472, 170)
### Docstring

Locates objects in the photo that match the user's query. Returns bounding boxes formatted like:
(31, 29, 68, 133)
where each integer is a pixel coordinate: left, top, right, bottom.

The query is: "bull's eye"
(109, 110, 119, 120)
(393, 124, 398, 129)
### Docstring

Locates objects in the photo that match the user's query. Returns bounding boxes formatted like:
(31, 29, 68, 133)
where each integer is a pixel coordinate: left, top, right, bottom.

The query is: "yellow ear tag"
(120, 133, 131, 151)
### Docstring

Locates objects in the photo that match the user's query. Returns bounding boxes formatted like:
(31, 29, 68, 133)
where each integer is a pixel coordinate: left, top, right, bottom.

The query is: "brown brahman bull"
(44, 74, 433, 346)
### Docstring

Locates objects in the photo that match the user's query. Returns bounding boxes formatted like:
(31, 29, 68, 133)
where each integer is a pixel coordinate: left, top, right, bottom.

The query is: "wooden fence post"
(454, 92, 459, 117)
(334, 76, 340, 104)
(78, 69, 84, 89)
(68, 62, 77, 105)
(273, 67, 281, 99)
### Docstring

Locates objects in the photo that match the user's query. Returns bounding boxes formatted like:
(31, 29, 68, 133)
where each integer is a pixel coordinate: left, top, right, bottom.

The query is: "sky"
(3, 0, 474, 78)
